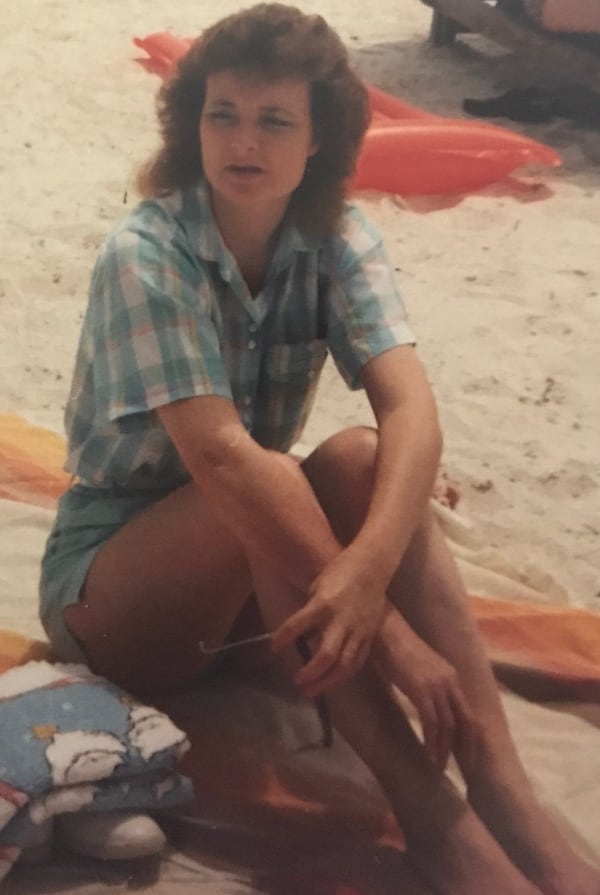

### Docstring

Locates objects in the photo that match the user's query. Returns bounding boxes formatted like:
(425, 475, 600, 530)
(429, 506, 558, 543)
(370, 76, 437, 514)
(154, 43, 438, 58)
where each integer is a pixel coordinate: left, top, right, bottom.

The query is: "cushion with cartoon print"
(0, 661, 194, 877)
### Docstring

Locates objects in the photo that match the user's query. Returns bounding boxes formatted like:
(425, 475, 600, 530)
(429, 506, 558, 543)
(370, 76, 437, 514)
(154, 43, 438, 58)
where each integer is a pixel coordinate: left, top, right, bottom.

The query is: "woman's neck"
(210, 191, 286, 275)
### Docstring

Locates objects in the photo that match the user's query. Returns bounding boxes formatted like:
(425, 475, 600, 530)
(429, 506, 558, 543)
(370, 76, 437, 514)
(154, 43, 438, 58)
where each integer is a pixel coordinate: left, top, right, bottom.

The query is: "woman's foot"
(468, 772, 600, 895)
(404, 799, 543, 895)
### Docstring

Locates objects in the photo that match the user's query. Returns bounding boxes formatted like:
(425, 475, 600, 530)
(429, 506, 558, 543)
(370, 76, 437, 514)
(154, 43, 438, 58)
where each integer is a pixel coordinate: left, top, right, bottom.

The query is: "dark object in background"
(464, 87, 555, 122)
(463, 85, 600, 127)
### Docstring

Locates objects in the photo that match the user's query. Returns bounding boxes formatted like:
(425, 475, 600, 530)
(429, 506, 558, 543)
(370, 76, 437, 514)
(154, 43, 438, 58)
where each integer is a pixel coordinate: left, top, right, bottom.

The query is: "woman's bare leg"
(386, 516, 599, 895)
(301, 427, 599, 895)
(253, 561, 541, 893)
(317, 666, 542, 895)
(64, 456, 540, 894)
(63, 482, 256, 695)
(231, 456, 543, 894)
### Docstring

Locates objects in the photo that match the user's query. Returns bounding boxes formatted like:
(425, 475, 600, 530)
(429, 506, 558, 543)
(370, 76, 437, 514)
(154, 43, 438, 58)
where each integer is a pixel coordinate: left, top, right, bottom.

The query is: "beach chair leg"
(429, 9, 461, 46)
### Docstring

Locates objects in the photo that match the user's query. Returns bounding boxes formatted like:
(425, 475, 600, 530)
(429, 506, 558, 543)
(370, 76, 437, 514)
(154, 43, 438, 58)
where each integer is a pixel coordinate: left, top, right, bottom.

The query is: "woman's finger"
(448, 686, 480, 771)
(295, 626, 345, 687)
(415, 694, 438, 766)
(303, 635, 372, 699)
(304, 665, 353, 698)
(303, 643, 358, 697)
(270, 602, 322, 654)
(354, 641, 373, 678)
(432, 690, 456, 771)
(340, 634, 365, 672)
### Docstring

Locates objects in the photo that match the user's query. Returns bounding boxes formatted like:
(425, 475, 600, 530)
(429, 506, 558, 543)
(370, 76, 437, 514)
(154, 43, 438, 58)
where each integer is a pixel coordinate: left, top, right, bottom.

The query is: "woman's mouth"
(226, 164, 264, 177)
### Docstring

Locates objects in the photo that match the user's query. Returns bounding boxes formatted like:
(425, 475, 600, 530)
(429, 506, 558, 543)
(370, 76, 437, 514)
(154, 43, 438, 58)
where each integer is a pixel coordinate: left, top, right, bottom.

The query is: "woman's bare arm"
(158, 395, 391, 688)
(273, 344, 442, 649)
(352, 343, 443, 579)
(157, 396, 339, 592)
(157, 345, 444, 698)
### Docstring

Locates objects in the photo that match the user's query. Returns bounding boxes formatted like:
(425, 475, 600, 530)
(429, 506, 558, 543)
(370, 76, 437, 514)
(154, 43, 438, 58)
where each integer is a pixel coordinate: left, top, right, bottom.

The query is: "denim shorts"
(39, 482, 176, 662)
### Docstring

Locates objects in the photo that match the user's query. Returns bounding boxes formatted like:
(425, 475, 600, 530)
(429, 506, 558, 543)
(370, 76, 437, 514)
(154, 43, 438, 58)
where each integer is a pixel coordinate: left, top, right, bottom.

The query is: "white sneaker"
(56, 811, 167, 861)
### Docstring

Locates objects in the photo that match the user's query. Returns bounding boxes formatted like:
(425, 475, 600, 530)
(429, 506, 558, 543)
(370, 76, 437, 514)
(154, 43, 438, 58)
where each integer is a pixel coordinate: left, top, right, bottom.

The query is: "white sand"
(2, 0, 599, 618)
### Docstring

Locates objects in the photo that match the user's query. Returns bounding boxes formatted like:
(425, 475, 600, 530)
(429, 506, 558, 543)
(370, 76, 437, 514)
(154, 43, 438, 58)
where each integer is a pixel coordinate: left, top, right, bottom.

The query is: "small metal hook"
(198, 632, 273, 654)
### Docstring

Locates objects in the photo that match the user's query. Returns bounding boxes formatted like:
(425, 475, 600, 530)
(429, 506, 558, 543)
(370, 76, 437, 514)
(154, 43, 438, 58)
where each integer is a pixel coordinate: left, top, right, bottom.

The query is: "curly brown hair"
(136, 3, 370, 237)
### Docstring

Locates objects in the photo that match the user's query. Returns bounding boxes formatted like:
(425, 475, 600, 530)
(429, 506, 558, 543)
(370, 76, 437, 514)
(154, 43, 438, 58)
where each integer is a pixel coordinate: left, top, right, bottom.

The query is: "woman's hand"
(375, 607, 478, 771)
(270, 550, 387, 698)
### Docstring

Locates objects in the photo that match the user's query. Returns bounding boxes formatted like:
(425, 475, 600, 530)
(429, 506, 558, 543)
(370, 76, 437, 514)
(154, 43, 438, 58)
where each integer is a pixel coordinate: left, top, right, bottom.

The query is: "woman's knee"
(301, 427, 378, 541)
(303, 426, 378, 489)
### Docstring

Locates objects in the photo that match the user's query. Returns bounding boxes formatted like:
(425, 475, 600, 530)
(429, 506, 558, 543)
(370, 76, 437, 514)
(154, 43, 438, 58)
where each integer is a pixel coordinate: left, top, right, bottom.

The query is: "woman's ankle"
(407, 803, 541, 895)
(458, 723, 530, 792)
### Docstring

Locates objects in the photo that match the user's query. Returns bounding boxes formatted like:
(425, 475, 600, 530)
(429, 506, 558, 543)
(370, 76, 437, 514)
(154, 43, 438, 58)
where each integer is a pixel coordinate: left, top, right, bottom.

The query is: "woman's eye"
(203, 111, 292, 130)
(261, 117, 292, 129)
(205, 111, 235, 124)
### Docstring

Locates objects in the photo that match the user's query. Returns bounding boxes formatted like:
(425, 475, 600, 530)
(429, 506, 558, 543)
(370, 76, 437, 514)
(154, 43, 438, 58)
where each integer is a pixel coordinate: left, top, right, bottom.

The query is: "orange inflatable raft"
(133, 32, 561, 198)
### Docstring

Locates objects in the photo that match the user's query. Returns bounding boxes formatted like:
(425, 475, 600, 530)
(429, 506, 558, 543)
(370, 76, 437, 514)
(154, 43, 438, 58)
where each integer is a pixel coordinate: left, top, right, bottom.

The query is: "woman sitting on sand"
(39, 4, 598, 893)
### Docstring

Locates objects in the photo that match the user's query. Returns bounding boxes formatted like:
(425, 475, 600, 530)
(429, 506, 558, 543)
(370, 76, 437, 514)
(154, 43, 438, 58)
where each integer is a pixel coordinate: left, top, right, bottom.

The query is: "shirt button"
(243, 395, 252, 407)
(248, 339, 257, 350)
(249, 323, 258, 333)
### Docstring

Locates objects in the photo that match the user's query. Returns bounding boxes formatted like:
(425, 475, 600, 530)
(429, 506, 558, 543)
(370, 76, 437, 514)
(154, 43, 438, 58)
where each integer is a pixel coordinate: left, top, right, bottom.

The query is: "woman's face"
(200, 69, 318, 217)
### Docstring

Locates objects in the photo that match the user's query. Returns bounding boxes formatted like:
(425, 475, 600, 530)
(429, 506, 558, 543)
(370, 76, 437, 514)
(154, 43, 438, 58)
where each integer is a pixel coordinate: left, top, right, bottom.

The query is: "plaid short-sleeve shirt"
(64, 181, 414, 489)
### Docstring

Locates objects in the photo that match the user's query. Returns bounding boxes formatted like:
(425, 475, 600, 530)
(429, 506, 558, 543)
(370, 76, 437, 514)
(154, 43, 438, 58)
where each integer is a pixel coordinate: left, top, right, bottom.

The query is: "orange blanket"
(0, 414, 70, 509)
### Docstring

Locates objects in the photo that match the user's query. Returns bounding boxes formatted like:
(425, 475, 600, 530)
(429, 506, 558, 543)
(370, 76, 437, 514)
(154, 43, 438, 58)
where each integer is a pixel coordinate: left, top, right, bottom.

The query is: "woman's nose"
(230, 124, 260, 154)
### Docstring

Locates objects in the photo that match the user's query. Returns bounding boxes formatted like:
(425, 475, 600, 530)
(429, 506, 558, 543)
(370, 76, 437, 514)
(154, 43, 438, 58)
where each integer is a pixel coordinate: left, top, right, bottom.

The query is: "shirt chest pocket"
(255, 339, 328, 449)
(265, 339, 327, 389)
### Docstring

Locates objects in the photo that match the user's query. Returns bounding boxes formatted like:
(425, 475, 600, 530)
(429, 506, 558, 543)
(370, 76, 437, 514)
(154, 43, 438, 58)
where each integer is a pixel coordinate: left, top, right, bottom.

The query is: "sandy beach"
(2, 0, 599, 636)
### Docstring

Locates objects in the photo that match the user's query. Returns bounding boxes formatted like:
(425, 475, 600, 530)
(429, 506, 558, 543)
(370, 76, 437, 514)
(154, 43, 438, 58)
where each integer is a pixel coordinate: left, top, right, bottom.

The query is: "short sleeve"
(324, 207, 415, 389)
(88, 218, 232, 424)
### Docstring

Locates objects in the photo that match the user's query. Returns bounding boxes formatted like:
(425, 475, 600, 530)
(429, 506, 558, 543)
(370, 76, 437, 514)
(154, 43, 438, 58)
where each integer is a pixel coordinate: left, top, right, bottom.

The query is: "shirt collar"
(181, 180, 227, 264)
(181, 180, 321, 276)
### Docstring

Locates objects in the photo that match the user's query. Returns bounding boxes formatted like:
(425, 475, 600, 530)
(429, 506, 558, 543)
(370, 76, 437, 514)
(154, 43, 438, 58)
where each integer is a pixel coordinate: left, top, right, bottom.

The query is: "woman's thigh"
(63, 482, 256, 693)
(64, 428, 380, 694)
